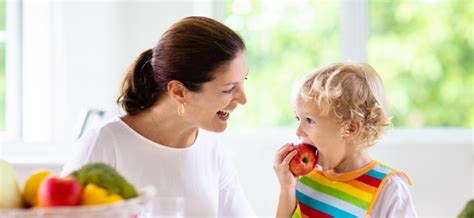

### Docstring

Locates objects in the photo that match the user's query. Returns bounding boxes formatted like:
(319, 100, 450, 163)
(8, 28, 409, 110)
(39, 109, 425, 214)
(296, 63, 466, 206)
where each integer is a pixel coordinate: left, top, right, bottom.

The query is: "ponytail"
(117, 49, 161, 115)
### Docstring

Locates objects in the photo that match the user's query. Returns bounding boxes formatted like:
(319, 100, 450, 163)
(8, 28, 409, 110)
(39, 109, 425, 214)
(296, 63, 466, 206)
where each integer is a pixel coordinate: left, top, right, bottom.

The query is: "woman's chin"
(203, 123, 227, 133)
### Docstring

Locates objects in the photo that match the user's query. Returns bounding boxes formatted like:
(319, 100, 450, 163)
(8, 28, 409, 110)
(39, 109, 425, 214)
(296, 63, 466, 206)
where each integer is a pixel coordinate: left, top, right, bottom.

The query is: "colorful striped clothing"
(293, 160, 411, 218)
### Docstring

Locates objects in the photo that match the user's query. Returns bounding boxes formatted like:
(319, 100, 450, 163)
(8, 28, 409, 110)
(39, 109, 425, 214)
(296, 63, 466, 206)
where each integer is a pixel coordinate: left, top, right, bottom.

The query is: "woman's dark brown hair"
(117, 16, 245, 115)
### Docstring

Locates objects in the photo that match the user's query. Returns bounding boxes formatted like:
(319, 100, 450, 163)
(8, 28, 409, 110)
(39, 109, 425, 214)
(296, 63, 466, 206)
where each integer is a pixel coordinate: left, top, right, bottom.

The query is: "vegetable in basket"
(81, 183, 123, 205)
(0, 160, 24, 209)
(70, 163, 138, 199)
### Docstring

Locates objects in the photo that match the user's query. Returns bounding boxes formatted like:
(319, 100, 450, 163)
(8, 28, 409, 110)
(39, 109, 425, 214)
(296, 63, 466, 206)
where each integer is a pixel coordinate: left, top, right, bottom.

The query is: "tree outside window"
(225, 0, 473, 128)
(225, 0, 341, 128)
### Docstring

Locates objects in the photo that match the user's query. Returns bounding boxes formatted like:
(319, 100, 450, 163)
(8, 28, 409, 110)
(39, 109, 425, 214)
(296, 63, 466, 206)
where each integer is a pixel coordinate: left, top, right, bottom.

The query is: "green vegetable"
(459, 199, 474, 218)
(70, 163, 137, 199)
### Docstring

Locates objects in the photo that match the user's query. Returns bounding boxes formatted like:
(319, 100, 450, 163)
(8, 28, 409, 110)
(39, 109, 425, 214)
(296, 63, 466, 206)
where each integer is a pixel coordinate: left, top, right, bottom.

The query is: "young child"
(274, 62, 417, 217)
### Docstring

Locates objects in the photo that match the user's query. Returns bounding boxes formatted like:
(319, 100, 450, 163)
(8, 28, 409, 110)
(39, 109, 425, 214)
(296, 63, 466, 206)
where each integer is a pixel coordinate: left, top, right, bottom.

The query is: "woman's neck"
(122, 102, 198, 148)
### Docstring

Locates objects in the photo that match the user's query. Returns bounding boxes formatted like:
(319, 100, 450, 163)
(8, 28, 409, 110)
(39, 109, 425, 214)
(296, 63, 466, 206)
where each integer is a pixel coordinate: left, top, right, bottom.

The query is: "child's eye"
(306, 118, 315, 124)
(223, 87, 235, 94)
(295, 116, 300, 122)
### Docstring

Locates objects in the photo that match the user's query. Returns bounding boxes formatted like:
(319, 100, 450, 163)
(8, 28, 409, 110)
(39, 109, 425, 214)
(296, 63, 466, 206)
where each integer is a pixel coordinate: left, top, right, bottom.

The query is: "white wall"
(17, 1, 209, 144)
(61, 1, 198, 143)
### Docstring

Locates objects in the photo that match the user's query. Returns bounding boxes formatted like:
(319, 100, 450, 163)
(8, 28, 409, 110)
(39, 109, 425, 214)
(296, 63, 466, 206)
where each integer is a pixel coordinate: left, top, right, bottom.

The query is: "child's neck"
(333, 148, 372, 174)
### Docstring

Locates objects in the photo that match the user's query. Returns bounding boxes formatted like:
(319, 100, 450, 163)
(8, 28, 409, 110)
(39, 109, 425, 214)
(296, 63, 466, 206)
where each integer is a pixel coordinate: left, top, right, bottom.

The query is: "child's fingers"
(275, 144, 294, 163)
(276, 143, 293, 154)
(282, 150, 297, 166)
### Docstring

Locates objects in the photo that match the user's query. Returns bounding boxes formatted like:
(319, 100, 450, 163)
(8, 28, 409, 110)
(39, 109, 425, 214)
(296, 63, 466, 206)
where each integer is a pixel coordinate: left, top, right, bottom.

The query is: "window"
(225, 0, 473, 128)
(0, 0, 5, 131)
(1, 1, 22, 142)
(368, 0, 473, 127)
(225, 0, 341, 128)
(1, 1, 60, 143)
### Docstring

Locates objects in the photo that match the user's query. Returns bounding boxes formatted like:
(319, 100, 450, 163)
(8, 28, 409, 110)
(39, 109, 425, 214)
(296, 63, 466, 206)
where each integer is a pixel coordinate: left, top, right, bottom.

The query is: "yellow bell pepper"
(81, 183, 124, 206)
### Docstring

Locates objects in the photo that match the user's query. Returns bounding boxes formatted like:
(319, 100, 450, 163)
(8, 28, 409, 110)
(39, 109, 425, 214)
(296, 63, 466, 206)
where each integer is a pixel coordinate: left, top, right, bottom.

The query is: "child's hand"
(273, 143, 298, 190)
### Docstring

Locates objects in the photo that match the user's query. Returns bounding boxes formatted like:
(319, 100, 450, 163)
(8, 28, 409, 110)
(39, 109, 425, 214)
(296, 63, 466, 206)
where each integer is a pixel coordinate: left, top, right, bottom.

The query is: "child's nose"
(295, 125, 306, 137)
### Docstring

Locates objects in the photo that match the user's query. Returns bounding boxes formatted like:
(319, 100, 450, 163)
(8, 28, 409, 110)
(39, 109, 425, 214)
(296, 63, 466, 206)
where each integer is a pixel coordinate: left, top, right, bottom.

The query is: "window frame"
(1, 0, 471, 145)
(2, 1, 66, 145)
(2, 1, 22, 142)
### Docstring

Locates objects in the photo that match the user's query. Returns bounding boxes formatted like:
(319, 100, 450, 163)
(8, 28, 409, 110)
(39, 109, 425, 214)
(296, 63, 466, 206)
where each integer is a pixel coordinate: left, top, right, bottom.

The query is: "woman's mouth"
(217, 110, 231, 121)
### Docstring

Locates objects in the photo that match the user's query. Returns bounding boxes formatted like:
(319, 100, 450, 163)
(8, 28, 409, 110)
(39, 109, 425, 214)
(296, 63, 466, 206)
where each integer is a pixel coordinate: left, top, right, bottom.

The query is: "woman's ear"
(167, 80, 187, 103)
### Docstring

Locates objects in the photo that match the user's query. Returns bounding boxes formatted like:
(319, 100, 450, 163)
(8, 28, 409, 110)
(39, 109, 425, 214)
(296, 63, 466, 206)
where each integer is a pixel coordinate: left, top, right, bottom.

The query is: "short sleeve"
(370, 173, 417, 218)
(60, 127, 117, 177)
(216, 145, 256, 217)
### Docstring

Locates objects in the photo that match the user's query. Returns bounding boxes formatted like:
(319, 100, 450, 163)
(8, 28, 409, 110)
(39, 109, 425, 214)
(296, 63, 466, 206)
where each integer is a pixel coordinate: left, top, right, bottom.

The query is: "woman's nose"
(236, 88, 247, 105)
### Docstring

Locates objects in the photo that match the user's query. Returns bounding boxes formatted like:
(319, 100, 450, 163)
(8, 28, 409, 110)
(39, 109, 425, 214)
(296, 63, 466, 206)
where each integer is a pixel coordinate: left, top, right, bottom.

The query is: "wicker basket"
(0, 186, 155, 218)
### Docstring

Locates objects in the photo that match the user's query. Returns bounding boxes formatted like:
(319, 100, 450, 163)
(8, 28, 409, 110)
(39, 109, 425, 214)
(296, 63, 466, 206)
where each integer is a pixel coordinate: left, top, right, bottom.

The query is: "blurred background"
(0, 0, 472, 217)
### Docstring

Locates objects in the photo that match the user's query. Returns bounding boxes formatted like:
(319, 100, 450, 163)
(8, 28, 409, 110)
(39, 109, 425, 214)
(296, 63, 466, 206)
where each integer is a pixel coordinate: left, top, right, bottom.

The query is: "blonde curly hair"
(295, 61, 391, 146)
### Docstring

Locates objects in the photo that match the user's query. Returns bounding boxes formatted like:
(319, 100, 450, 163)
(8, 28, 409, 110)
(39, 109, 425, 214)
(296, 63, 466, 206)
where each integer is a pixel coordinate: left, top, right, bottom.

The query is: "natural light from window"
(0, 0, 5, 131)
(225, 0, 473, 129)
(225, 0, 341, 129)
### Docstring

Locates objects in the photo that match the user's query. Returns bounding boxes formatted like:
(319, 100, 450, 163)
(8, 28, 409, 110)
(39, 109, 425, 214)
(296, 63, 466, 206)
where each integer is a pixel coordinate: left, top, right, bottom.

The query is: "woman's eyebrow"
(223, 72, 249, 86)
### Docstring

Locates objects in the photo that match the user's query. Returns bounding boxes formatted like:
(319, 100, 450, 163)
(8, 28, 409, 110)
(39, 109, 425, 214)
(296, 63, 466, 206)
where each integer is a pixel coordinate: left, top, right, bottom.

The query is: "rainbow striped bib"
(292, 161, 410, 218)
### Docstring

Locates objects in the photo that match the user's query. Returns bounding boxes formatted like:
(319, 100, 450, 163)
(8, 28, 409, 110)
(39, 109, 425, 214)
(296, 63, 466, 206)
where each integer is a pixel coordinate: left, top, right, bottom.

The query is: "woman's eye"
(306, 118, 315, 124)
(223, 87, 235, 94)
(295, 116, 300, 122)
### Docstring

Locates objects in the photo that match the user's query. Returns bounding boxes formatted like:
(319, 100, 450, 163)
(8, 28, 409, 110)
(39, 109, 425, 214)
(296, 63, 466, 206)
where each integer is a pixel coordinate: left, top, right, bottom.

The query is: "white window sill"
(1, 142, 74, 165)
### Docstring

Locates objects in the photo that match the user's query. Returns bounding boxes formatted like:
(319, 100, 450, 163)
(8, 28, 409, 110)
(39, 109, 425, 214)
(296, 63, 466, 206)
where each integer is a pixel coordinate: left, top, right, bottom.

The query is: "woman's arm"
(216, 144, 255, 217)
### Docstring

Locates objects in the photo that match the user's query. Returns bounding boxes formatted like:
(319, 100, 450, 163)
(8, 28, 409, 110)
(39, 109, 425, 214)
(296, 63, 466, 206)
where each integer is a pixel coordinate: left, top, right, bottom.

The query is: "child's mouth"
(305, 143, 318, 151)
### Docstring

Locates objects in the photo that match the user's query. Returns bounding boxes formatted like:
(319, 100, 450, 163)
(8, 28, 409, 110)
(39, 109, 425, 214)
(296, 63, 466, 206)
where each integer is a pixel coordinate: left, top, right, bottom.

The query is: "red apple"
(287, 143, 318, 176)
(37, 176, 82, 207)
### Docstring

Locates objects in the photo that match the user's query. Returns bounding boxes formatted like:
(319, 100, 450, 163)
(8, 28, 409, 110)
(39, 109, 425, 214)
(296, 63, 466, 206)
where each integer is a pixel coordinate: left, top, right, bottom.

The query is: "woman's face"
(294, 98, 347, 171)
(184, 51, 248, 132)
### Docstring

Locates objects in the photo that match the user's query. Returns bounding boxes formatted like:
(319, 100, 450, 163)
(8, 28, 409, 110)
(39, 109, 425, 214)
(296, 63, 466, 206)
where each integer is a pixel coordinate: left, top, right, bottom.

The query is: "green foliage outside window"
(0, 0, 4, 30)
(226, 0, 473, 128)
(0, 0, 5, 131)
(369, 0, 473, 127)
(225, 0, 341, 128)
(0, 43, 4, 131)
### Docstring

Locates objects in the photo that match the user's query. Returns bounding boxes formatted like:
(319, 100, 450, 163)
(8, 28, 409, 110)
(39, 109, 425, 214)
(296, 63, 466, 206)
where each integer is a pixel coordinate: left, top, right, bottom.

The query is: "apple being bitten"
(37, 176, 82, 207)
(288, 143, 318, 176)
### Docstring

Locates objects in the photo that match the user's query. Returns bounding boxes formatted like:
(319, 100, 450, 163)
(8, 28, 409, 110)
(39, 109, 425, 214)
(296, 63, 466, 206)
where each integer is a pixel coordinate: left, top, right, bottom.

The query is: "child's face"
(294, 98, 347, 171)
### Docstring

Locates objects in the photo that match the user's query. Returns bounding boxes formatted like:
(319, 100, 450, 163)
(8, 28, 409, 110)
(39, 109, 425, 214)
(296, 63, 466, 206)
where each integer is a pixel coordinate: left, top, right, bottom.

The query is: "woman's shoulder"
(74, 117, 125, 155)
(80, 117, 124, 138)
(61, 118, 122, 176)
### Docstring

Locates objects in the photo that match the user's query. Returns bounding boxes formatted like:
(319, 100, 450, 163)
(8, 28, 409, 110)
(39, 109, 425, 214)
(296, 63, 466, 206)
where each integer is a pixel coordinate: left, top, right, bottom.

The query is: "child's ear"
(343, 119, 362, 139)
(167, 80, 187, 103)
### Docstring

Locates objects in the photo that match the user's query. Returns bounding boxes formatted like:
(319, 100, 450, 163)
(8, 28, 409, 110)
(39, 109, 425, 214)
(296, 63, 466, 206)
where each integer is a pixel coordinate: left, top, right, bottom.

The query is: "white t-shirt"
(371, 173, 417, 217)
(61, 117, 255, 217)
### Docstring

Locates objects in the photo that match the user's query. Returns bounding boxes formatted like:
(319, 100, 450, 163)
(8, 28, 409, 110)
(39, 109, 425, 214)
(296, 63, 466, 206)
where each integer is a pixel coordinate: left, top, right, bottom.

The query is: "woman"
(61, 16, 254, 217)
